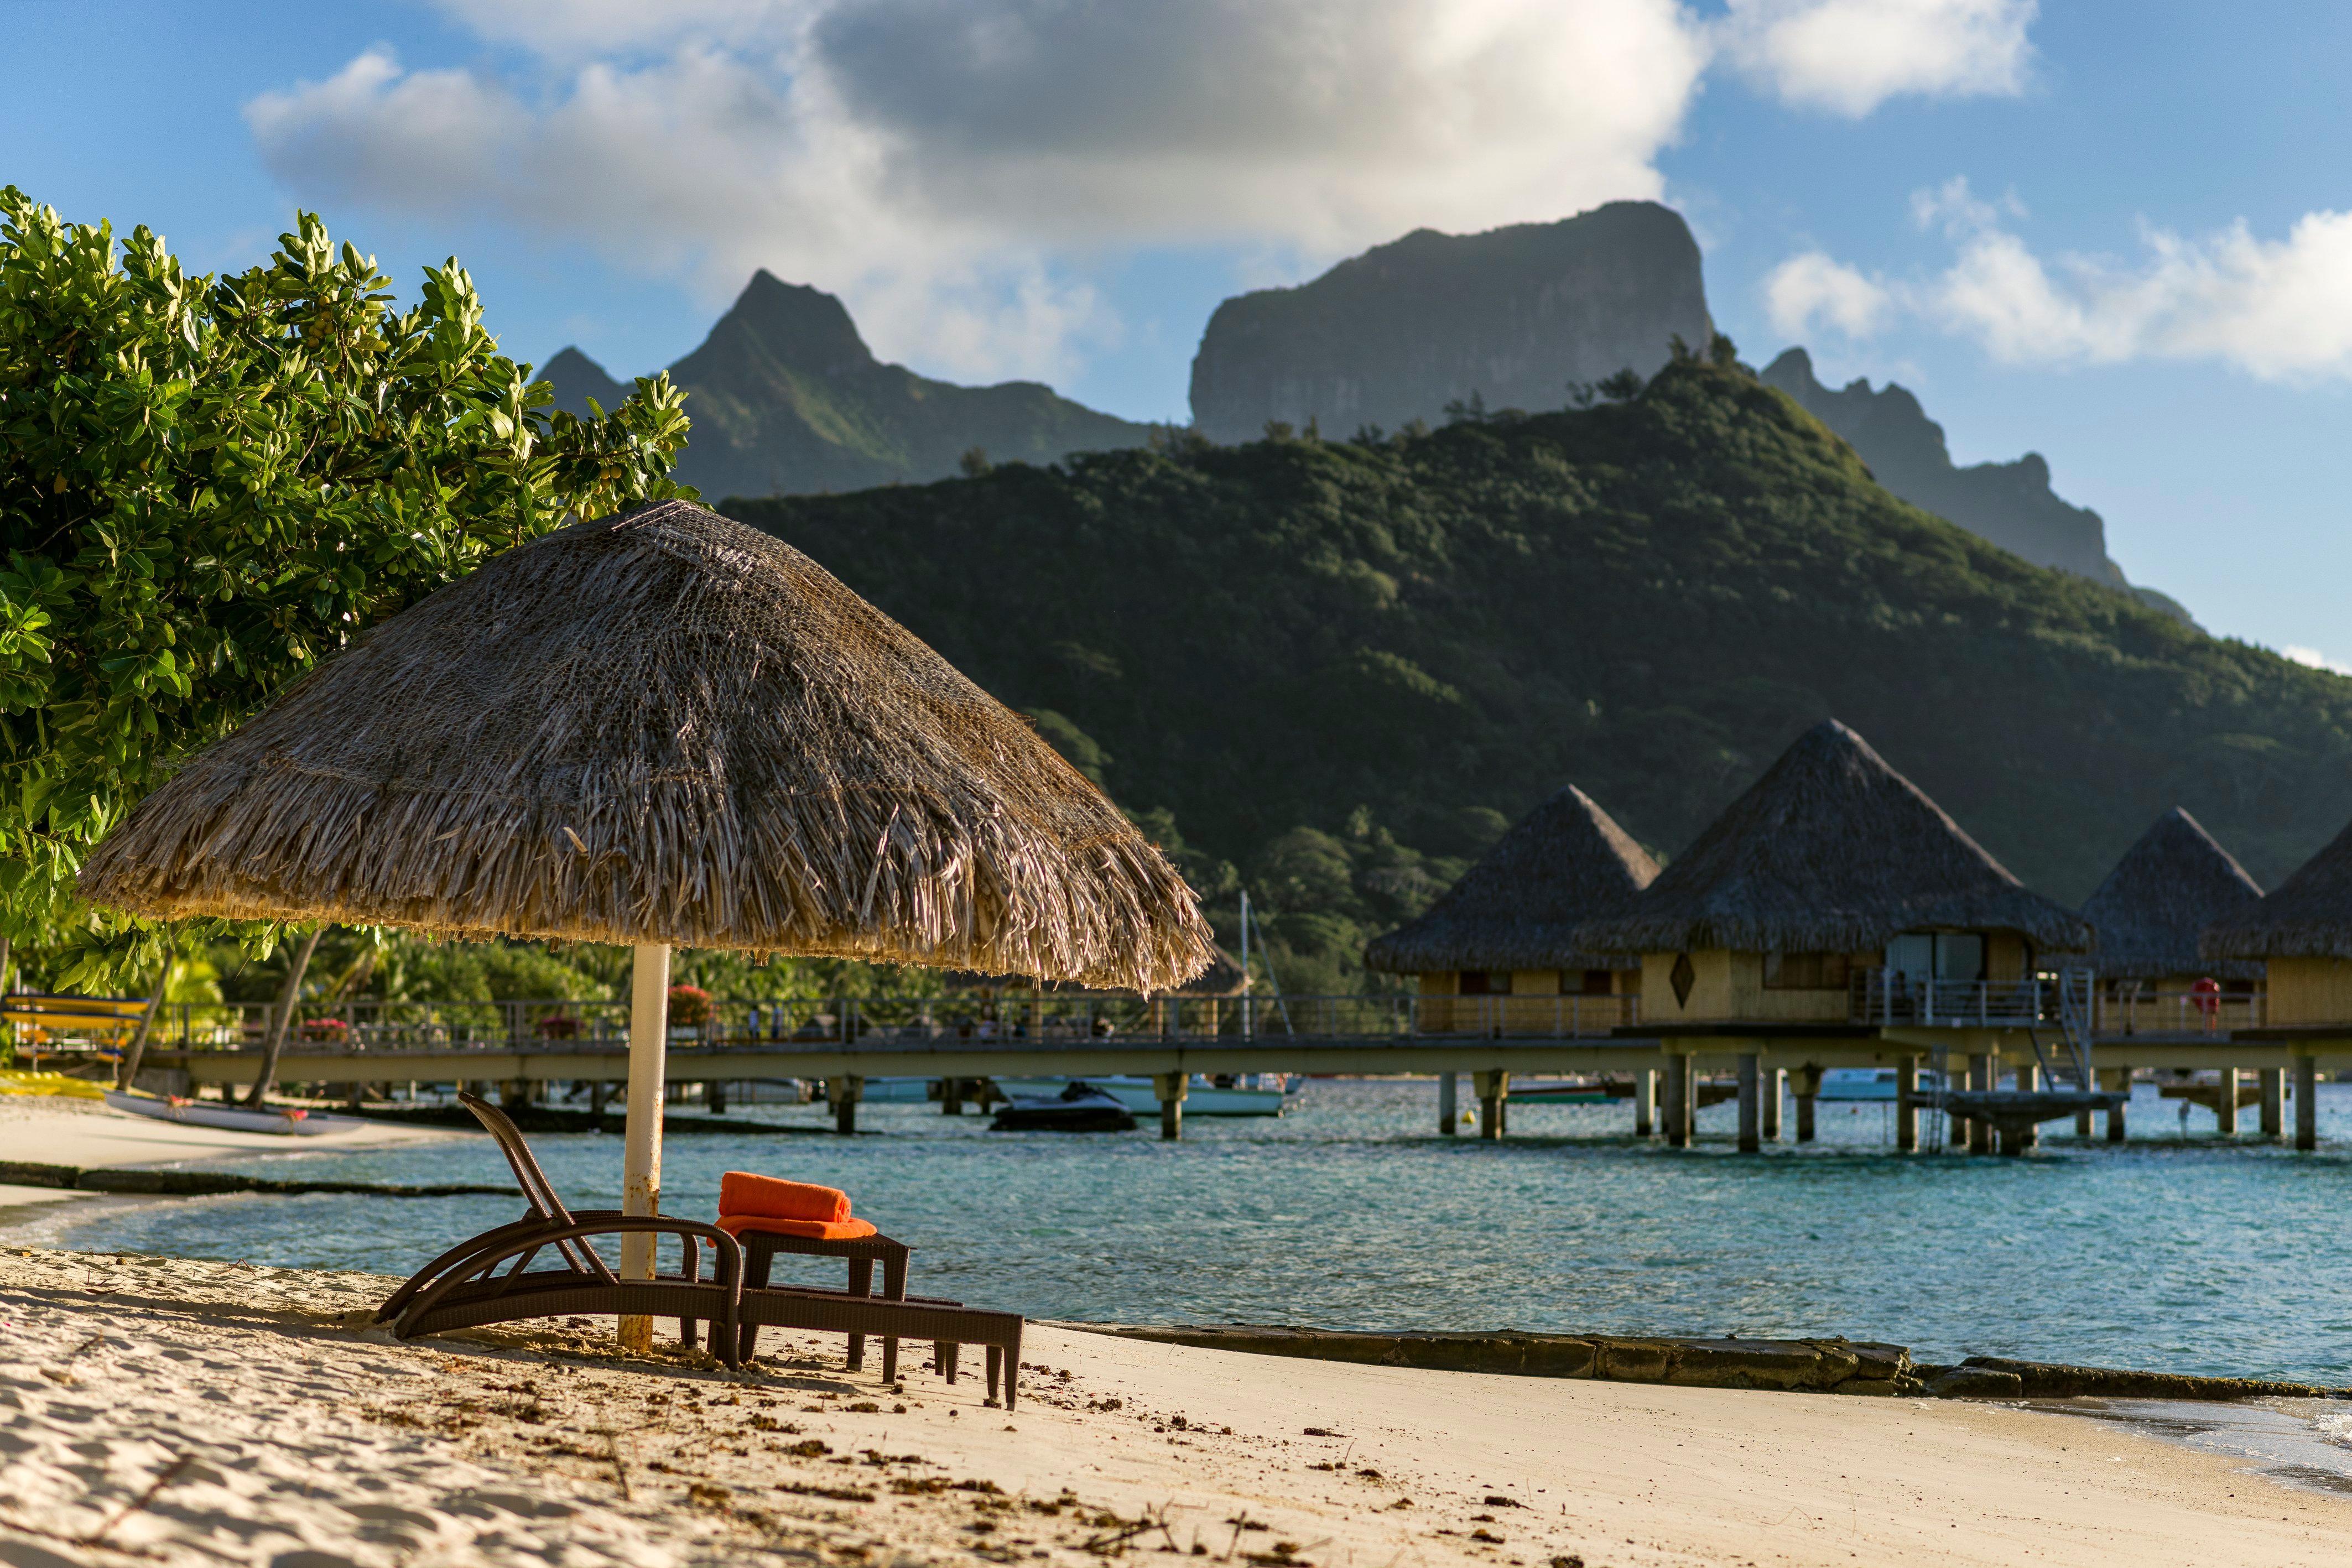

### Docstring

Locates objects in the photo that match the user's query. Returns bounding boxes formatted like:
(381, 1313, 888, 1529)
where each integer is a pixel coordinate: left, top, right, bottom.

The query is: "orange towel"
(717, 1213, 879, 1242)
(719, 1171, 851, 1225)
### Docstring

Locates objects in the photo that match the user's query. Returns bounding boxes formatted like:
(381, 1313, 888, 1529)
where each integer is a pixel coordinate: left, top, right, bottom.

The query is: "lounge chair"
(376, 1093, 1024, 1406)
(712, 1173, 913, 1377)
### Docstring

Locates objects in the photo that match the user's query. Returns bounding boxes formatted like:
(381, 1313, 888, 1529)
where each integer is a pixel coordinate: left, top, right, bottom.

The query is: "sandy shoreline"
(0, 1244, 2345, 1567)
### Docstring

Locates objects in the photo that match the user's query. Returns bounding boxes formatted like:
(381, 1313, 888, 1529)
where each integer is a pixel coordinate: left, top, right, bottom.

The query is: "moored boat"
(988, 1073, 1293, 1117)
(103, 1090, 356, 1137)
(987, 1081, 1138, 1133)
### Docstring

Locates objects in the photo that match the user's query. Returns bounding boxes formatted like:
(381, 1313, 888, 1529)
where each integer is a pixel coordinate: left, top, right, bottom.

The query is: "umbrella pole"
(619, 941, 670, 1353)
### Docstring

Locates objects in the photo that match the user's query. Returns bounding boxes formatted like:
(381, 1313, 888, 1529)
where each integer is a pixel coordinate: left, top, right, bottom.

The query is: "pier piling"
(1155, 1072, 1187, 1140)
(1736, 1055, 1761, 1153)
(2013, 1061, 2038, 1152)
(1634, 1067, 1655, 1137)
(1474, 1070, 1508, 1140)
(1664, 1056, 1692, 1148)
(940, 1076, 965, 1116)
(829, 1075, 862, 1135)
(1762, 1067, 1784, 1141)
(1438, 1072, 1459, 1135)
(2294, 1056, 2317, 1150)
(1895, 1054, 1919, 1152)
(2259, 1068, 2283, 1139)
(1966, 1055, 1994, 1154)
(2216, 1067, 2240, 1135)
(2105, 1066, 2129, 1142)
(1794, 1064, 1818, 1143)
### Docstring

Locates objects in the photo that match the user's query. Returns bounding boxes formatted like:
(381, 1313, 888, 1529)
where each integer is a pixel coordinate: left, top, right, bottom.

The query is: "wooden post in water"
(1794, 1063, 1819, 1144)
(1438, 1072, 1459, 1135)
(1966, 1054, 1994, 1154)
(1761, 1067, 1784, 1142)
(2214, 1067, 2239, 1135)
(2294, 1055, 2318, 1150)
(1895, 1054, 1919, 1153)
(2259, 1068, 2283, 1139)
(1474, 1070, 1508, 1140)
(1156, 1072, 1188, 1140)
(1736, 1054, 1761, 1153)
(941, 1077, 965, 1116)
(829, 1075, 862, 1135)
(2105, 1065, 2129, 1142)
(2012, 1060, 2038, 1152)
(1634, 1067, 1655, 1137)
(1664, 1055, 1692, 1148)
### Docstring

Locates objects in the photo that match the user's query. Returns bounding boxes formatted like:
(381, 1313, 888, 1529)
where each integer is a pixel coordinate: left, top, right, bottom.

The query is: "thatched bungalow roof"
(1363, 785, 1658, 972)
(1575, 720, 2090, 954)
(2204, 813, 2352, 960)
(77, 501, 1213, 992)
(2074, 809, 2263, 980)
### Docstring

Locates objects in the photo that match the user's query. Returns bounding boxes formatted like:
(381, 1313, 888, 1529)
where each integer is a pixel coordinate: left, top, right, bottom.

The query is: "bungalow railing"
(1848, 970, 2085, 1029)
(2091, 988, 2265, 1035)
(111, 991, 1640, 1053)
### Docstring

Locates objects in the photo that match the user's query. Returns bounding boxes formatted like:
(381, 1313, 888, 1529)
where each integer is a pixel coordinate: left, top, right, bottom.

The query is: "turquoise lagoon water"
(37, 1079, 2352, 1383)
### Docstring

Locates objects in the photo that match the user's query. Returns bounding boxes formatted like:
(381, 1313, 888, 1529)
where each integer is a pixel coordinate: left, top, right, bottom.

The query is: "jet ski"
(987, 1080, 1138, 1133)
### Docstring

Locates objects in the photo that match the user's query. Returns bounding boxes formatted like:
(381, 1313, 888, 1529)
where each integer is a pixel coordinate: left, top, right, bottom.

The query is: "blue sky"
(6, 2, 2347, 664)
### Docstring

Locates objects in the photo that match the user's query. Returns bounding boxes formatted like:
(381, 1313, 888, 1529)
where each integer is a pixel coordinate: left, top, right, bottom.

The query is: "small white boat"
(104, 1091, 355, 1137)
(989, 1074, 1294, 1117)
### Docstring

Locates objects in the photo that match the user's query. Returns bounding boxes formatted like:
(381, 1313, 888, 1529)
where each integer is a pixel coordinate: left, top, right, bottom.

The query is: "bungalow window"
(1457, 970, 1512, 996)
(1763, 951, 1851, 989)
(1579, 968, 1615, 996)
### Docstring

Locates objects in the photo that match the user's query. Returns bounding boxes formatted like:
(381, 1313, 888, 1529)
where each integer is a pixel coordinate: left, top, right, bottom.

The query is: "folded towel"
(717, 1213, 880, 1242)
(719, 1171, 852, 1225)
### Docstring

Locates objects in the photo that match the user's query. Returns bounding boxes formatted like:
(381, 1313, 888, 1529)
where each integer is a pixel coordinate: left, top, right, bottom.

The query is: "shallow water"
(39, 1079, 2352, 1382)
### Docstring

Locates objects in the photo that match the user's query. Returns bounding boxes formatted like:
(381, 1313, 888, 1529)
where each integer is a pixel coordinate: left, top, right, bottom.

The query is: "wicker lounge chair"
(376, 1093, 1024, 1405)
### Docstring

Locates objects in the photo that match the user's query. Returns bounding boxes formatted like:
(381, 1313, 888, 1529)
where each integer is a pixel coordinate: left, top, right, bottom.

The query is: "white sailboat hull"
(104, 1091, 356, 1137)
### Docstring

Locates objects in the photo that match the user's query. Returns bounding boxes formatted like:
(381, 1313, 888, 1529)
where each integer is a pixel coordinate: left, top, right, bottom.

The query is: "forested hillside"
(736, 347, 2352, 992)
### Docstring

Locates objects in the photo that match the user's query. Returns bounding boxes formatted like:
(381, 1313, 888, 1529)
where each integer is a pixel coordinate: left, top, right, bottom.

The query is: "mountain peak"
(710, 271, 877, 377)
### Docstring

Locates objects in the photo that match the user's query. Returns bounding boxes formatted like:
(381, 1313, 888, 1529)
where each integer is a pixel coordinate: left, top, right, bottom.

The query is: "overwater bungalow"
(1575, 720, 2094, 1152)
(2203, 813, 2352, 1148)
(1363, 784, 1657, 1038)
(2077, 808, 2264, 1035)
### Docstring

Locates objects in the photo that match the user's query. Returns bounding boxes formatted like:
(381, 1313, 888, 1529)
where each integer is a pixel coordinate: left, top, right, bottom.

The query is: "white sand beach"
(1, 1239, 2347, 1568)
(0, 1093, 461, 1169)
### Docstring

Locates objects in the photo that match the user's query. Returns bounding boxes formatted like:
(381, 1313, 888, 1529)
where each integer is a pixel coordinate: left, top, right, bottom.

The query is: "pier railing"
(115, 991, 1639, 1055)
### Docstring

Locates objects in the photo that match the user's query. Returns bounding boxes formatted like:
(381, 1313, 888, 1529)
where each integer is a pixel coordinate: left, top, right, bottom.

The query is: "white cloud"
(1765, 251, 1893, 338)
(2285, 646, 2352, 678)
(1770, 179, 2352, 382)
(1719, 0, 2036, 116)
(1909, 173, 2024, 236)
(246, 2, 1709, 380)
(245, 1, 2041, 381)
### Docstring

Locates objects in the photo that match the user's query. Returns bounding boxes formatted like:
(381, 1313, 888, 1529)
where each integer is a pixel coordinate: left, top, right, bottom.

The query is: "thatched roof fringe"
(77, 501, 1213, 991)
(1364, 785, 1657, 972)
(1576, 720, 2091, 954)
(2204, 811, 2352, 961)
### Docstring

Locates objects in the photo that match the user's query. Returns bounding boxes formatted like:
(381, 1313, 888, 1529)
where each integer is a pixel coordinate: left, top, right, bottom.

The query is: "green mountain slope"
(735, 348, 2352, 989)
(544, 273, 1155, 498)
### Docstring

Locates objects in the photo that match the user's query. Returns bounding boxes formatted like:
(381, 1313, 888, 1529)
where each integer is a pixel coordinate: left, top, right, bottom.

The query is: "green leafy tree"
(0, 189, 695, 993)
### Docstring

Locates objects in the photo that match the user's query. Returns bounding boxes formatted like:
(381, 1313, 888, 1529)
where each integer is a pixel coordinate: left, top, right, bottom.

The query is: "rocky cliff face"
(1760, 348, 2192, 624)
(1188, 201, 1714, 443)
(541, 272, 1154, 500)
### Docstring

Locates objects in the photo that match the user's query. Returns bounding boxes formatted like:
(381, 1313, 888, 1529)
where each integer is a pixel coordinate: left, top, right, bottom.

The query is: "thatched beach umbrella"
(2077, 808, 2263, 982)
(1575, 720, 2090, 955)
(1363, 784, 1657, 975)
(79, 499, 1213, 1344)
